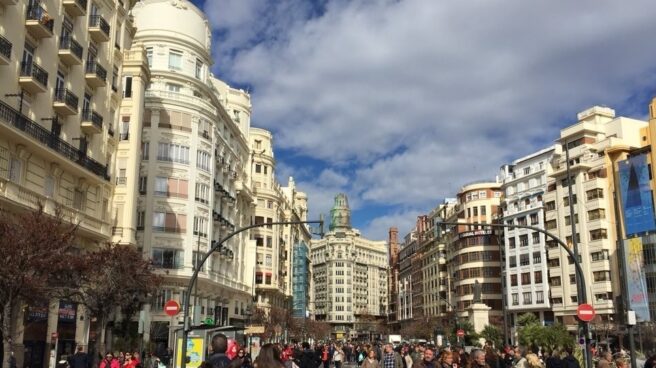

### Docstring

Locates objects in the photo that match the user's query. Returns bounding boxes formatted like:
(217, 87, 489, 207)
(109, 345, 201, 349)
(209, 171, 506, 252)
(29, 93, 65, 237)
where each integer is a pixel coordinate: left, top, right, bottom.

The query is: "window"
(152, 248, 182, 269)
(152, 212, 186, 232)
(136, 211, 145, 229)
(166, 83, 182, 93)
(519, 234, 528, 247)
(265, 274, 271, 284)
(169, 49, 182, 70)
(586, 188, 604, 201)
(510, 274, 518, 286)
(255, 273, 263, 284)
(193, 251, 205, 271)
(547, 258, 560, 267)
(563, 195, 577, 207)
(523, 292, 532, 304)
(532, 232, 540, 244)
(473, 207, 478, 216)
(195, 59, 203, 79)
(532, 251, 541, 264)
(141, 141, 149, 160)
(255, 164, 262, 173)
(534, 271, 542, 284)
(139, 176, 147, 194)
(536, 291, 544, 304)
(545, 220, 557, 230)
(146, 47, 153, 66)
(266, 236, 272, 248)
(571, 296, 578, 303)
(480, 206, 486, 215)
(521, 272, 531, 284)
(524, 167, 531, 175)
(508, 237, 516, 249)
(8, 158, 22, 183)
(530, 213, 539, 225)
(511, 293, 519, 305)
(566, 233, 581, 247)
(569, 274, 576, 284)
(73, 188, 86, 210)
(591, 250, 609, 262)
(590, 229, 608, 241)
(44, 175, 55, 197)
(195, 183, 210, 204)
(509, 256, 517, 268)
(588, 208, 606, 221)
(593, 271, 611, 282)
(545, 201, 556, 211)
(565, 215, 579, 226)
(254, 140, 262, 150)
(551, 297, 563, 305)
(193, 217, 207, 237)
(157, 142, 190, 164)
(256, 253, 263, 265)
(550, 276, 561, 286)
(519, 254, 530, 266)
(196, 150, 211, 171)
(123, 76, 132, 98)
(517, 217, 527, 226)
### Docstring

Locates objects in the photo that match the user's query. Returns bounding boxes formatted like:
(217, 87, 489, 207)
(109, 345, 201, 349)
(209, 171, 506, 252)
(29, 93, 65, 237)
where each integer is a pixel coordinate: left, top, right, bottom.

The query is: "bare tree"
(0, 206, 78, 368)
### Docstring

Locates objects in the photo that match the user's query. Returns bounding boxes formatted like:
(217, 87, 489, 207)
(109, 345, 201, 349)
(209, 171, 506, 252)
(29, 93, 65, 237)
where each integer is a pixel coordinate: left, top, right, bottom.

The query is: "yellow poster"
(176, 337, 204, 368)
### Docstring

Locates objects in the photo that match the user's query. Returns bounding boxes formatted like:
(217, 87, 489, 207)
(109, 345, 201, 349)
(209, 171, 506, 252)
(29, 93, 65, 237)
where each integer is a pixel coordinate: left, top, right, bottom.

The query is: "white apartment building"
(249, 128, 312, 313)
(499, 147, 555, 331)
(311, 194, 388, 340)
(127, 0, 256, 347)
(544, 106, 646, 329)
(0, 0, 138, 365)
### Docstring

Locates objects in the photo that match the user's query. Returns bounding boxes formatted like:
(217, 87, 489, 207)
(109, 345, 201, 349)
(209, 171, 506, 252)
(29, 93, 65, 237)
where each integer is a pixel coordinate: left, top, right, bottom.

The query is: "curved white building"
(126, 0, 255, 348)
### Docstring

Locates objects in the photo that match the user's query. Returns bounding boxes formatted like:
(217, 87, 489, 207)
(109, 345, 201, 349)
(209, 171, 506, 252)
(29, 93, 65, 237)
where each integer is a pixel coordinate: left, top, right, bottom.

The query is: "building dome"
(132, 0, 211, 54)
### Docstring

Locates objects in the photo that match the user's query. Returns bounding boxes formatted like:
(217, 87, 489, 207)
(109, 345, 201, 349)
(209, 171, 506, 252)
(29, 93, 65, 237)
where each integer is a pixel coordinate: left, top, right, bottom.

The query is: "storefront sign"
(457, 229, 492, 240)
(58, 301, 77, 323)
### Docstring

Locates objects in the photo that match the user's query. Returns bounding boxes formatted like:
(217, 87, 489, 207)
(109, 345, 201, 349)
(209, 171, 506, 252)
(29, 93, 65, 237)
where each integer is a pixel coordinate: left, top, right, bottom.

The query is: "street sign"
(577, 303, 596, 322)
(456, 329, 465, 337)
(245, 325, 265, 334)
(165, 300, 181, 317)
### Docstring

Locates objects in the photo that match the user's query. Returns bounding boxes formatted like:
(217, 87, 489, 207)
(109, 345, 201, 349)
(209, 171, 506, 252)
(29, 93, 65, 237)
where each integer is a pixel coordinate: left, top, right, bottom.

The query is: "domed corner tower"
(329, 193, 352, 231)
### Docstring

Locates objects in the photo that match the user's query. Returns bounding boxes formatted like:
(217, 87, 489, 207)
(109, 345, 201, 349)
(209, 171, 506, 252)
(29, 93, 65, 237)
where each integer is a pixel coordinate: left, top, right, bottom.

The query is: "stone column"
(467, 302, 491, 346)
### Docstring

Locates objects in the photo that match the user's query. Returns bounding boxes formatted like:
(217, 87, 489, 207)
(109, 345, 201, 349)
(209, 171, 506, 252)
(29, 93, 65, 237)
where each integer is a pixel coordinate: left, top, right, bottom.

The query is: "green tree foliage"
(516, 313, 575, 350)
(480, 325, 503, 348)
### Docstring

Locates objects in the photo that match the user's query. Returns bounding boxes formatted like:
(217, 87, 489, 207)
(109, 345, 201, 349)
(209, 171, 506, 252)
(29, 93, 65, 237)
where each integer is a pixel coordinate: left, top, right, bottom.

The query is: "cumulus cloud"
(206, 0, 656, 239)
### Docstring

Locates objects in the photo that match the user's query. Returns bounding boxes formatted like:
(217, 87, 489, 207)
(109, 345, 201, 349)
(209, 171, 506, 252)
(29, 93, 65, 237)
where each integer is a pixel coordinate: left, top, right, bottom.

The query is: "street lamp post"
(180, 219, 323, 368)
(435, 220, 592, 368)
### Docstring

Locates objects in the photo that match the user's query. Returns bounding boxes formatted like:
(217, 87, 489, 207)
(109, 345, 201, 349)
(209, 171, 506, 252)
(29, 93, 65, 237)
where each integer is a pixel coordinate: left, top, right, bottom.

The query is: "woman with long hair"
(254, 344, 284, 368)
(439, 351, 455, 368)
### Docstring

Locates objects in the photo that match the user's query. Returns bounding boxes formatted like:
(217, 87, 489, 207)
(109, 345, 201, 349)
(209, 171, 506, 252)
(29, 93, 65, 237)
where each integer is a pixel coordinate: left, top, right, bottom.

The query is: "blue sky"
(191, 0, 656, 240)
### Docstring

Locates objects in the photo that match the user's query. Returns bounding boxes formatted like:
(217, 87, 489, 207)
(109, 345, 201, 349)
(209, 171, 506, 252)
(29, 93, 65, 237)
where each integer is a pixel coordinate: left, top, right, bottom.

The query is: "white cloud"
(359, 208, 426, 242)
(206, 0, 656, 239)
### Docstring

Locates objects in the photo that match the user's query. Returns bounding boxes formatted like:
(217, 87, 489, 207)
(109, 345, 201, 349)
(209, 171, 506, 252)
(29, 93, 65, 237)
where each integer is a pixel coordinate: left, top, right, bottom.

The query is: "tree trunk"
(98, 316, 107, 355)
(2, 299, 14, 368)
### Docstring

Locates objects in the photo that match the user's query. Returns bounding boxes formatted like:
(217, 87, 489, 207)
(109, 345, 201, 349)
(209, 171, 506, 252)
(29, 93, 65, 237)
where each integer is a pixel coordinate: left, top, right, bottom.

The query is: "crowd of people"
(42, 337, 656, 368)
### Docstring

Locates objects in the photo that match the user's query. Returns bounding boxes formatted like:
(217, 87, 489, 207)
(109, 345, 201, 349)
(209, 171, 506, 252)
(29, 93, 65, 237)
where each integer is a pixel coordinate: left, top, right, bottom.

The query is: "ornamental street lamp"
(180, 218, 324, 368)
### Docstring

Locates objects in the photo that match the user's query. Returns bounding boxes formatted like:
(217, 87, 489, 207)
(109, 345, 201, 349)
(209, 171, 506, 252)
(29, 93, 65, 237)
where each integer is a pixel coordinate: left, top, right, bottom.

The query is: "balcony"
(53, 88, 78, 116)
(81, 109, 103, 134)
(88, 15, 110, 43)
(62, 0, 86, 17)
(58, 37, 83, 66)
(25, 4, 54, 39)
(0, 36, 10, 65)
(85, 61, 106, 87)
(0, 100, 109, 181)
(19, 61, 48, 94)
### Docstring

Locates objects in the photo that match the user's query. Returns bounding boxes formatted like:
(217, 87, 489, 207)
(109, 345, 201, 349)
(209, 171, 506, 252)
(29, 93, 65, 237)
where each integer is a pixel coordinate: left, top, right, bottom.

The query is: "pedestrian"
(644, 352, 656, 368)
(321, 346, 330, 368)
(402, 347, 413, 368)
(545, 350, 561, 368)
(561, 348, 580, 368)
(615, 359, 628, 368)
(438, 351, 454, 368)
(298, 342, 321, 368)
(363, 350, 381, 368)
(412, 348, 435, 368)
(380, 344, 403, 368)
(469, 350, 490, 368)
(334, 344, 345, 368)
(123, 353, 138, 368)
(525, 354, 542, 368)
(596, 352, 612, 368)
(254, 344, 284, 368)
(513, 348, 527, 368)
(68, 346, 91, 368)
(208, 334, 232, 368)
(100, 353, 120, 368)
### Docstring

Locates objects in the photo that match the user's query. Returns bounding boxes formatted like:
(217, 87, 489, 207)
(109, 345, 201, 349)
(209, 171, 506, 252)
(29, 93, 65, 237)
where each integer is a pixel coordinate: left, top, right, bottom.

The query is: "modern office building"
(0, 0, 138, 365)
(128, 0, 256, 347)
(311, 194, 388, 340)
(443, 181, 504, 326)
(499, 146, 555, 331)
(543, 106, 647, 329)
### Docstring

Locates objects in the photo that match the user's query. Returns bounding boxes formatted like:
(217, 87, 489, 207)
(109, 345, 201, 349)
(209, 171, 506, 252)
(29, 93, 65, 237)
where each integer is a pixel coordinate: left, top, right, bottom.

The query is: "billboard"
(623, 238, 651, 322)
(618, 153, 656, 236)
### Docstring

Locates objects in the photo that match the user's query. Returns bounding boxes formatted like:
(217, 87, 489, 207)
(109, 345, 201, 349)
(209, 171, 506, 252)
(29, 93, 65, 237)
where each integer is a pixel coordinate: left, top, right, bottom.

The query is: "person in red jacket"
(123, 353, 139, 368)
(100, 353, 120, 368)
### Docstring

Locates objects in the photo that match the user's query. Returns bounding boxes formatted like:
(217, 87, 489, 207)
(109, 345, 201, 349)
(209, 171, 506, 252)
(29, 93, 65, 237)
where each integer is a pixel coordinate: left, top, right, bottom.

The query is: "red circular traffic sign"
(164, 300, 181, 317)
(456, 329, 465, 337)
(577, 303, 596, 322)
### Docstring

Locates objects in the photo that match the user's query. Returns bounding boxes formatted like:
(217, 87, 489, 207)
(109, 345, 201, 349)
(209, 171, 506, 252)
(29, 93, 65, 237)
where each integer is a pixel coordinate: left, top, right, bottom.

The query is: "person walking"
(100, 353, 120, 368)
(363, 351, 381, 368)
(513, 348, 527, 368)
(208, 334, 232, 368)
(298, 342, 321, 368)
(412, 348, 436, 368)
(380, 344, 403, 368)
(596, 352, 612, 368)
(253, 344, 285, 368)
(561, 348, 580, 368)
(471, 350, 491, 368)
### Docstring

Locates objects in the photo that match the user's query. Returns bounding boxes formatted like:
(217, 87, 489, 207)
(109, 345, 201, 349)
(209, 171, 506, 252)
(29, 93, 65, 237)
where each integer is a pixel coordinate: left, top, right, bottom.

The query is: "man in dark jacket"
(207, 334, 231, 368)
(562, 348, 580, 368)
(68, 346, 91, 368)
(298, 342, 321, 368)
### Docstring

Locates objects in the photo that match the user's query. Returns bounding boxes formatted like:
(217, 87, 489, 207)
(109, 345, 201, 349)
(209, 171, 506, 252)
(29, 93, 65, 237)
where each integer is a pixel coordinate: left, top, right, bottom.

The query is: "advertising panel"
(618, 154, 656, 236)
(175, 337, 204, 368)
(623, 238, 651, 321)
